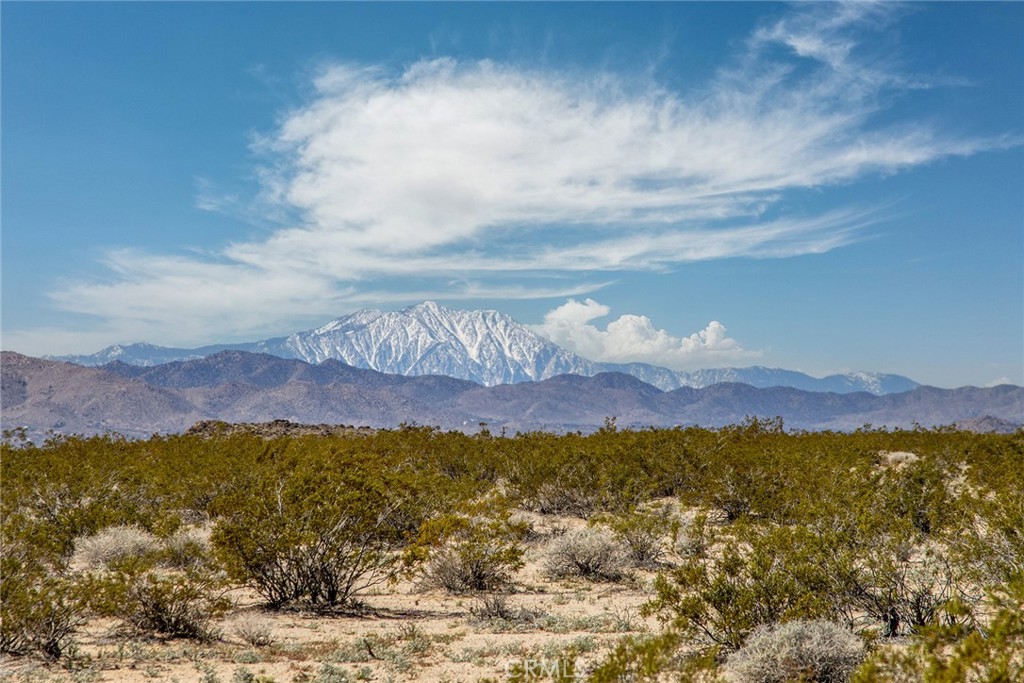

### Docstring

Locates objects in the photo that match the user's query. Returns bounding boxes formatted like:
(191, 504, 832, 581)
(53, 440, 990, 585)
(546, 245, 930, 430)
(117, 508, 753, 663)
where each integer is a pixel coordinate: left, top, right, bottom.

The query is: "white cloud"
(24, 3, 1014, 350)
(533, 298, 760, 369)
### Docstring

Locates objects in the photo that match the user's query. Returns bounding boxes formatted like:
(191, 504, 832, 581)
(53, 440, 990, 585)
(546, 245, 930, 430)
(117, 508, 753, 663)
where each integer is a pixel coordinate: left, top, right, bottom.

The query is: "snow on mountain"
(54, 342, 218, 367)
(47, 301, 920, 395)
(275, 301, 599, 386)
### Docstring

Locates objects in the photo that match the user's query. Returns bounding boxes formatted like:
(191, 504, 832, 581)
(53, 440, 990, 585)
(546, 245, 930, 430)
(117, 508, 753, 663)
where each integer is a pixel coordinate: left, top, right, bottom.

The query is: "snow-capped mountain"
(50, 301, 920, 395)
(261, 301, 599, 386)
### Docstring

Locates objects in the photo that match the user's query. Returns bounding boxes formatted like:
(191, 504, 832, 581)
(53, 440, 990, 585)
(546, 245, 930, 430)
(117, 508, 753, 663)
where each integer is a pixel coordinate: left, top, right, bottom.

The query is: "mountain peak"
(409, 300, 443, 312)
(45, 301, 922, 395)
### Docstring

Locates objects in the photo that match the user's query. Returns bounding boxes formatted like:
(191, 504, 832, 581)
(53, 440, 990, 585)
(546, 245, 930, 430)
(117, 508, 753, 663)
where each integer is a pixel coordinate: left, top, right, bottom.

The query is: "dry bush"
(544, 528, 629, 581)
(423, 546, 517, 593)
(231, 614, 274, 647)
(674, 512, 713, 559)
(725, 620, 865, 683)
(469, 593, 543, 626)
(879, 451, 919, 468)
(72, 525, 159, 569)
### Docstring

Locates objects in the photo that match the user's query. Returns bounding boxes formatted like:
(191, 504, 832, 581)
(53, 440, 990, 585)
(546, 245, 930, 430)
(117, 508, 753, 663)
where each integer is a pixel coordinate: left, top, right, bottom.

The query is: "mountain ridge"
(3, 350, 1020, 441)
(46, 302, 921, 395)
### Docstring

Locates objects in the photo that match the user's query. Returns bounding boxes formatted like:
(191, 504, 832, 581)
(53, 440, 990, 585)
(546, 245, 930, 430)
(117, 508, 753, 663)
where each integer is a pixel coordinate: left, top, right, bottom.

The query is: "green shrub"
(211, 447, 436, 608)
(417, 493, 528, 593)
(645, 524, 837, 651)
(88, 559, 230, 640)
(950, 484, 1024, 588)
(588, 630, 719, 683)
(0, 563, 87, 659)
(594, 506, 677, 568)
(501, 432, 652, 518)
(852, 580, 1024, 683)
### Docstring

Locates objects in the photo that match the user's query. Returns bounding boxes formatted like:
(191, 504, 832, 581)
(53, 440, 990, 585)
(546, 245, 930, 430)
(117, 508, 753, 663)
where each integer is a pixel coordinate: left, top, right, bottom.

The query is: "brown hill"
(2, 351, 1021, 440)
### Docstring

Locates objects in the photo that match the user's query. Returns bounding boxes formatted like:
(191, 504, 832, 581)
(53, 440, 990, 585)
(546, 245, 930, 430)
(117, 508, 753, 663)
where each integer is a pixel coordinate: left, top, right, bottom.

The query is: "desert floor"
(1, 513, 667, 683)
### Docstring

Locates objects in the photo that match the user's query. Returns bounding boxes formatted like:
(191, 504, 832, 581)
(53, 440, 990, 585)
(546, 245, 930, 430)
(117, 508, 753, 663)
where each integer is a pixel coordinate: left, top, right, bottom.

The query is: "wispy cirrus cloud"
(36, 3, 1013, 350)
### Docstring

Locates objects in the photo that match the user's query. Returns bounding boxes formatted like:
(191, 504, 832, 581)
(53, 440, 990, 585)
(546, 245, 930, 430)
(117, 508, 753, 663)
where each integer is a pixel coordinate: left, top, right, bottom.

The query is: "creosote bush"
(0, 562, 88, 659)
(725, 620, 865, 683)
(645, 524, 840, 651)
(852, 579, 1024, 683)
(544, 527, 629, 582)
(594, 506, 677, 568)
(211, 444, 441, 609)
(3, 422, 1020, 679)
(416, 492, 528, 593)
(161, 525, 213, 570)
(87, 558, 230, 640)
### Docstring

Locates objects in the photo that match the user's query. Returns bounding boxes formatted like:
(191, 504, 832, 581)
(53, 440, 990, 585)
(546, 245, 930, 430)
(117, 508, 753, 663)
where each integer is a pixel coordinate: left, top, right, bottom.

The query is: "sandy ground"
(1, 514, 667, 683)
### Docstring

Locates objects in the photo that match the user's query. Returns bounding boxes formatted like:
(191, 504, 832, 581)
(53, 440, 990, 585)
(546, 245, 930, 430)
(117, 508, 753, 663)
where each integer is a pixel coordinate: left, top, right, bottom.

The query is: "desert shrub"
(949, 483, 1024, 588)
(469, 593, 542, 626)
(211, 447, 437, 608)
(645, 524, 837, 651)
(589, 629, 720, 683)
(799, 512, 973, 637)
(417, 492, 528, 593)
(671, 418, 800, 524)
(89, 559, 230, 640)
(594, 506, 677, 568)
(674, 512, 713, 559)
(72, 524, 160, 569)
(875, 456, 961, 536)
(544, 528, 629, 582)
(423, 546, 516, 594)
(725, 619, 865, 683)
(160, 525, 213, 570)
(0, 436, 170, 564)
(852, 580, 1024, 683)
(231, 614, 274, 648)
(312, 662, 353, 683)
(500, 432, 652, 518)
(845, 539, 965, 637)
(0, 559, 88, 659)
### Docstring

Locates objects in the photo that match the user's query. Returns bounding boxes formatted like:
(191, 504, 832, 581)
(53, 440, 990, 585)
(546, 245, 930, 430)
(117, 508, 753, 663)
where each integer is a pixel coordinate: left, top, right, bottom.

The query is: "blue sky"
(2, 2, 1022, 388)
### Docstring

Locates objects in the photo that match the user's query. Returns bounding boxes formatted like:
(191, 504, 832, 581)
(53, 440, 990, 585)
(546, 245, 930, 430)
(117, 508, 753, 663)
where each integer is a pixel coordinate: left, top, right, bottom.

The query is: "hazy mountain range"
(3, 350, 1020, 441)
(51, 301, 919, 395)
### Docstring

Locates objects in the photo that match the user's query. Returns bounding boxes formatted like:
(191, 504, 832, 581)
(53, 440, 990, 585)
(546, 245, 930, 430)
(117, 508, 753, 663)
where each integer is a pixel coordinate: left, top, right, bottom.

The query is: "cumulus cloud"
(534, 298, 759, 369)
(30, 3, 1014, 349)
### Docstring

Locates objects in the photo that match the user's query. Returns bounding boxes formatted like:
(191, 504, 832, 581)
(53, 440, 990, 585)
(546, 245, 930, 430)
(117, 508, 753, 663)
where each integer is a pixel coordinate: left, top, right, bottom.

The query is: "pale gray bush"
(725, 619, 865, 683)
(72, 525, 159, 569)
(231, 614, 274, 647)
(423, 546, 513, 593)
(543, 528, 628, 581)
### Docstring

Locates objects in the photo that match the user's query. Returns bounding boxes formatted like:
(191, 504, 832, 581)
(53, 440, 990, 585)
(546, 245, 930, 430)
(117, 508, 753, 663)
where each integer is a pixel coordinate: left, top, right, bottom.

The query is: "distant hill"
(50, 301, 919, 395)
(3, 351, 1019, 441)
